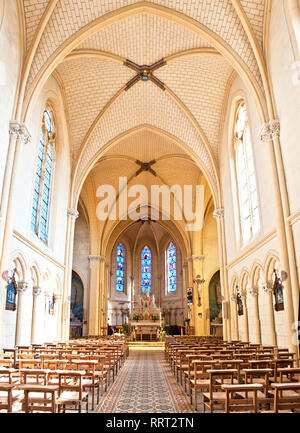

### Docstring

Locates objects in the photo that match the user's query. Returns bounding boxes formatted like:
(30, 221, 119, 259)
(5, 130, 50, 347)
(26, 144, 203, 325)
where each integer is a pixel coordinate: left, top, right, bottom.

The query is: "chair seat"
(216, 378, 240, 385)
(190, 379, 210, 386)
(0, 390, 23, 402)
(82, 378, 99, 386)
(57, 391, 89, 404)
(203, 392, 227, 401)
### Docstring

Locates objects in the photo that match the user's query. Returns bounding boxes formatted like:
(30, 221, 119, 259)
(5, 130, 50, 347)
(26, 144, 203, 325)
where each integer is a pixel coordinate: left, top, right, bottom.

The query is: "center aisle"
(96, 349, 193, 413)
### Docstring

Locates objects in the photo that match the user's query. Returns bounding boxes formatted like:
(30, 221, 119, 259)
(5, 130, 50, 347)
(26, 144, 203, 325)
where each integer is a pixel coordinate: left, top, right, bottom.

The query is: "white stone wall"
(2, 72, 71, 348)
(0, 0, 20, 199)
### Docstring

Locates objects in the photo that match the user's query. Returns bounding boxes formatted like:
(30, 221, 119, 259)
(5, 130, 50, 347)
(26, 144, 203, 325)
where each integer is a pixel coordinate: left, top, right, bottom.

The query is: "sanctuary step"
(129, 341, 165, 349)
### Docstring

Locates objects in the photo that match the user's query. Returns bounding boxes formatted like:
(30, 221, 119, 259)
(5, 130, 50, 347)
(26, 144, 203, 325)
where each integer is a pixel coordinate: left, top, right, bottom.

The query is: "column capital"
(262, 280, 273, 293)
(9, 121, 31, 144)
(230, 293, 237, 303)
(17, 281, 30, 294)
(33, 287, 42, 297)
(249, 286, 259, 297)
(88, 255, 101, 262)
(259, 119, 280, 142)
(213, 208, 224, 220)
(67, 208, 79, 219)
(186, 255, 205, 263)
(240, 289, 247, 299)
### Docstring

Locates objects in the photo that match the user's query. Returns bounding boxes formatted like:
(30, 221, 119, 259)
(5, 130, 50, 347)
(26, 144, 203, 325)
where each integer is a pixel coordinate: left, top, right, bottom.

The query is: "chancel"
(0, 0, 300, 414)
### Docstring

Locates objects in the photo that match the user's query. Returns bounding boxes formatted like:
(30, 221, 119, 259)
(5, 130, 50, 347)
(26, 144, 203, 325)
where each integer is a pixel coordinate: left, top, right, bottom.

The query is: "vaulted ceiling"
(19, 0, 269, 204)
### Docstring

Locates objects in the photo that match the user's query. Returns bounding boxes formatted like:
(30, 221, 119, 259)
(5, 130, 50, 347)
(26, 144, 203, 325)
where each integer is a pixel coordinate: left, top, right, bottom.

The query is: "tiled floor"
(96, 349, 194, 413)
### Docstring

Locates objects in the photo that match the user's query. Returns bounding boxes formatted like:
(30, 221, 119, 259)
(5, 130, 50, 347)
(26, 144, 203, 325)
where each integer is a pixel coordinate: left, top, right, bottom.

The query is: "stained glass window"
(234, 102, 260, 245)
(116, 243, 125, 292)
(31, 108, 55, 242)
(166, 242, 176, 292)
(141, 246, 151, 294)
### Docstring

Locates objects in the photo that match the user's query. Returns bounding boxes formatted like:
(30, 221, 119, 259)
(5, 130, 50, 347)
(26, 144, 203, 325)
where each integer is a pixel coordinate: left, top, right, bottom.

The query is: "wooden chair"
(222, 383, 264, 413)
(190, 360, 216, 410)
(18, 384, 58, 413)
(278, 367, 300, 383)
(0, 384, 15, 412)
(73, 360, 99, 410)
(202, 369, 238, 413)
(56, 371, 89, 413)
(271, 383, 300, 413)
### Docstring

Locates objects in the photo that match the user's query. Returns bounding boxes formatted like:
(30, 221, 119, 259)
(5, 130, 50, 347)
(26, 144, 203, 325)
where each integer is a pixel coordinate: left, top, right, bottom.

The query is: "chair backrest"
(207, 369, 238, 399)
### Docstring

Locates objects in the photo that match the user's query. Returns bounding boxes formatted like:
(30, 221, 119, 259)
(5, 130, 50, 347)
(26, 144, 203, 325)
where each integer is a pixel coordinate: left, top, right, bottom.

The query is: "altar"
(129, 291, 163, 340)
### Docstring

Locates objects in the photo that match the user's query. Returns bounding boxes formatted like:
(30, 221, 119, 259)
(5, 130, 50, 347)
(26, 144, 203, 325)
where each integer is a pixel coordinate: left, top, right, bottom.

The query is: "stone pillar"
(183, 262, 189, 321)
(88, 255, 101, 336)
(230, 293, 239, 341)
(187, 254, 206, 335)
(260, 120, 297, 354)
(240, 289, 249, 343)
(15, 282, 30, 347)
(262, 281, 277, 346)
(213, 208, 231, 341)
(249, 286, 261, 344)
(43, 290, 50, 342)
(61, 208, 79, 341)
(55, 294, 63, 341)
(0, 122, 31, 349)
(102, 264, 110, 333)
(31, 287, 42, 344)
(98, 256, 106, 333)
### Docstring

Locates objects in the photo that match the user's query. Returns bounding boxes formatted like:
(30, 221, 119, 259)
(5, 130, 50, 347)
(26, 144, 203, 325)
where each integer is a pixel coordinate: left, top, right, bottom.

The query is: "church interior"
(0, 0, 300, 414)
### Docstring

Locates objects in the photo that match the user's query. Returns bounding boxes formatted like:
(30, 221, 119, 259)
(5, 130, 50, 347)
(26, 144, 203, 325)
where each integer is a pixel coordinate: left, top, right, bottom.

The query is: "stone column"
(260, 120, 297, 354)
(213, 208, 231, 341)
(0, 122, 31, 349)
(88, 255, 101, 336)
(98, 256, 106, 333)
(183, 262, 189, 321)
(262, 281, 277, 346)
(230, 293, 239, 341)
(102, 264, 110, 333)
(249, 286, 261, 345)
(55, 294, 63, 341)
(15, 281, 30, 347)
(31, 287, 42, 344)
(240, 289, 249, 343)
(43, 290, 50, 342)
(61, 208, 79, 341)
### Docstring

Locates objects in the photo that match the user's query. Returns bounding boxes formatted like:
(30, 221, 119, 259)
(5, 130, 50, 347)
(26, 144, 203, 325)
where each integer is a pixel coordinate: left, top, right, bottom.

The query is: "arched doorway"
(70, 271, 84, 338)
(209, 270, 223, 337)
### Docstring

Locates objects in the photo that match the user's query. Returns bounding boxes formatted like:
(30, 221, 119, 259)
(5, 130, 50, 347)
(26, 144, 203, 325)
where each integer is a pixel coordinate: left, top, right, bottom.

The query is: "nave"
(1, 334, 300, 413)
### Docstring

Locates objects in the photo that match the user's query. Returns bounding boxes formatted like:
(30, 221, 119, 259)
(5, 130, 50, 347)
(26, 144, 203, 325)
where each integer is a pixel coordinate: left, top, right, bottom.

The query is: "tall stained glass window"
(141, 246, 151, 294)
(166, 242, 176, 292)
(31, 107, 55, 242)
(116, 243, 125, 292)
(234, 102, 260, 245)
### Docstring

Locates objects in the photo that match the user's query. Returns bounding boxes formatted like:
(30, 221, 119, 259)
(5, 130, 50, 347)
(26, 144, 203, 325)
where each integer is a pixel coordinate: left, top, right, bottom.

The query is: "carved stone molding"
(240, 289, 247, 299)
(249, 286, 259, 296)
(33, 287, 42, 297)
(262, 280, 273, 293)
(17, 281, 30, 294)
(186, 255, 205, 263)
(88, 255, 101, 262)
(230, 294, 237, 303)
(9, 121, 31, 144)
(259, 119, 280, 142)
(67, 208, 79, 219)
(213, 208, 225, 220)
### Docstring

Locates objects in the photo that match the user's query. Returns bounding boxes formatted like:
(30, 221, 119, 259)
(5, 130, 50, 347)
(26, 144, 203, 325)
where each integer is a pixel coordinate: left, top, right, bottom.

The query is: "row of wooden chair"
(165, 336, 300, 413)
(0, 337, 129, 413)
